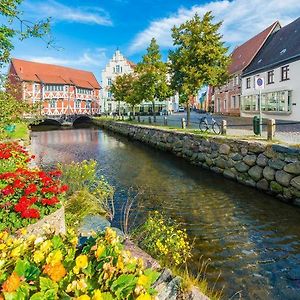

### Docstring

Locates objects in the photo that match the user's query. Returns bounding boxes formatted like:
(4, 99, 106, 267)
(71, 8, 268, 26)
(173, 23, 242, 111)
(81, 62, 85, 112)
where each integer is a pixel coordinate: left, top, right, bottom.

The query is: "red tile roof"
(228, 21, 281, 74)
(11, 58, 100, 89)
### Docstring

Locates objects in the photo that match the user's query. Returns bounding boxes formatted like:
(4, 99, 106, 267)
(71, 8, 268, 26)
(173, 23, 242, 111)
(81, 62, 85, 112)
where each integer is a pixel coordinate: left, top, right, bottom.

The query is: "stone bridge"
(39, 114, 93, 126)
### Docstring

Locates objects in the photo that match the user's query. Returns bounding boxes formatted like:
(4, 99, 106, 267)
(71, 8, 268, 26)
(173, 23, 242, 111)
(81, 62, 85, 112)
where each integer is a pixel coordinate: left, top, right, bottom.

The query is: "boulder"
(275, 170, 293, 187)
(235, 162, 250, 173)
(263, 166, 275, 181)
(256, 179, 269, 191)
(241, 147, 248, 156)
(248, 165, 263, 181)
(78, 215, 111, 237)
(256, 154, 268, 167)
(268, 159, 285, 170)
(270, 181, 283, 193)
(215, 157, 228, 169)
(219, 143, 231, 155)
(290, 176, 300, 190)
(224, 169, 236, 180)
(197, 153, 206, 162)
(230, 153, 243, 161)
(248, 143, 266, 153)
(243, 154, 257, 166)
(283, 162, 300, 175)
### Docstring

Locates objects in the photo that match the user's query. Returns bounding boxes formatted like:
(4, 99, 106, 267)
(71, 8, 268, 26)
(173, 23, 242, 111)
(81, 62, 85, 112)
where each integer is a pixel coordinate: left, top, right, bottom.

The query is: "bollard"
(122, 115, 124, 121)
(148, 116, 152, 124)
(181, 118, 186, 129)
(221, 120, 227, 135)
(153, 114, 157, 123)
(267, 119, 276, 140)
(164, 116, 168, 126)
(137, 115, 140, 122)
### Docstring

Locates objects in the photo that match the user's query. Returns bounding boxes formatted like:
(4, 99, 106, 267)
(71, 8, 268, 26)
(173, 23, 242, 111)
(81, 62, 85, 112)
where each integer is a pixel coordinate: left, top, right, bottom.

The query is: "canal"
(30, 127, 300, 299)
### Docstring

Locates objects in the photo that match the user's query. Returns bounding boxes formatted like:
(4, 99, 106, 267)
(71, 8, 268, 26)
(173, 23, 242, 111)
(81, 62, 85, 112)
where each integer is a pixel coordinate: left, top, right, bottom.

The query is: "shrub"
(133, 211, 192, 266)
(0, 228, 160, 299)
(0, 168, 68, 232)
(0, 142, 33, 173)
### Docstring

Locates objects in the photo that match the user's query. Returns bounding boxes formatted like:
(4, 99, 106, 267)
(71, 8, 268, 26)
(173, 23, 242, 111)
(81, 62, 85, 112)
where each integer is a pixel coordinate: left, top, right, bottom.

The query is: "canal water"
(30, 128, 300, 299)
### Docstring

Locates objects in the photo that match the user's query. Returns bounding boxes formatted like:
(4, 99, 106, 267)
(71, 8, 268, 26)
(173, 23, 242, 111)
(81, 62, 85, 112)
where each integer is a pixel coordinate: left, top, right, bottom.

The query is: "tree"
(110, 73, 141, 117)
(0, 0, 52, 67)
(169, 12, 229, 125)
(136, 38, 171, 120)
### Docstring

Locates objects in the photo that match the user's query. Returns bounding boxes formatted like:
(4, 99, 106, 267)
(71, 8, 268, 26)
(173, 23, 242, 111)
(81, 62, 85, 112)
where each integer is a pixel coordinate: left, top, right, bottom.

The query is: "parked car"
(178, 107, 185, 112)
(160, 109, 168, 116)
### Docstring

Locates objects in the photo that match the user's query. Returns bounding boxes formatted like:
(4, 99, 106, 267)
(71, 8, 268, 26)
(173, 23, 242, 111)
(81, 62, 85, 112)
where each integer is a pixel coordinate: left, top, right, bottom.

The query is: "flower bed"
(0, 142, 67, 233)
(0, 227, 159, 299)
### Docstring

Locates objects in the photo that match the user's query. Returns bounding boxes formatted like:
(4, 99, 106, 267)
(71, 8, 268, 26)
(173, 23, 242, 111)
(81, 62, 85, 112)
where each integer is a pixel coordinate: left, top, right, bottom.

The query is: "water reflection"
(30, 128, 300, 299)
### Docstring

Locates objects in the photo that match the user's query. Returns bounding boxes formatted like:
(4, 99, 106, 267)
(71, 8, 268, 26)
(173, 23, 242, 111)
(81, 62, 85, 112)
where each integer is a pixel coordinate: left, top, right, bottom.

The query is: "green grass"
(6, 122, 29, 140)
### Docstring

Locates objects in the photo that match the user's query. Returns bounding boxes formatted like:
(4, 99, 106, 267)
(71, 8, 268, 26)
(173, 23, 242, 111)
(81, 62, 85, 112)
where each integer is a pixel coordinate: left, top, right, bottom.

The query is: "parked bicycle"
(199, 114, 221, 134)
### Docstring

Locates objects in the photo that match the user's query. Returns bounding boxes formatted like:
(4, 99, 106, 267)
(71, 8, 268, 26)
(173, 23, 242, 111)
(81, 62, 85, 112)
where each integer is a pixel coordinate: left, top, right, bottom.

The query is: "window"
(77, 88, 92, 95)
(234, 76, 239, 86)
(107, 78, 112, 86)
(107, 91, 112, 98)
(281, 65, 290, 81)
(242, 91, 291, 113)
(115, 65, 121, 73)
(231, 96, 236, 108)
(86, 101, 91, 109)
(75, 100, 80, 108)
(246, 77, 251, 89)
(49, 99, 56, 108)
(34, 84, 39, 94)
(45, 85, 64, 92)
(267, 70, 274, 84)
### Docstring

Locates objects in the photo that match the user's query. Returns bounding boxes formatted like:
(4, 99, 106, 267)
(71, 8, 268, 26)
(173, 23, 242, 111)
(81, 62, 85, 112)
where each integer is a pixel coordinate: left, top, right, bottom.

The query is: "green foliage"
(169, 12, 230, 123)
(0, 0, 51, 66)
(0, 228, 160, 299)
(136, 38, 171, 112)
(5, 122, 29, 140)
(133, 211, 192, 267)
(58, 160, 115, 221)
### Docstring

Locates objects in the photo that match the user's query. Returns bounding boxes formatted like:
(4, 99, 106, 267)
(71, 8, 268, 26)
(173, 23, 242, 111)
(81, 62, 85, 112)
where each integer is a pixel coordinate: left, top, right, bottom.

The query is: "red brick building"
(8, 59, 101, 116)
(212, 21, 280, 116)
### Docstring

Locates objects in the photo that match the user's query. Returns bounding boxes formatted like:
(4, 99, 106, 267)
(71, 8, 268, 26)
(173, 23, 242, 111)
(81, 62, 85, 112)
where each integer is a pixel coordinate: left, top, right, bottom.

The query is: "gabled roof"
(126, 60, 136, 69)
(10, 58, 100, 89)
(228, 21, 280, 74)
(244, 17, 300, 76)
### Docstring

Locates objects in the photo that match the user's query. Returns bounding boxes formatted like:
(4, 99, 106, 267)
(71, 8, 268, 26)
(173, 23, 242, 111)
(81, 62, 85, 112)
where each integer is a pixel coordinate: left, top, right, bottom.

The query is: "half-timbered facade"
(9, 59, 101, 116)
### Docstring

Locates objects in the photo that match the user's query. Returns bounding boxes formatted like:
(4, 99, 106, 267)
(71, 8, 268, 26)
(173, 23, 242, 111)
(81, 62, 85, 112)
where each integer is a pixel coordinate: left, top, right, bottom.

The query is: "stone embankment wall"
(95, 120, 300, 206)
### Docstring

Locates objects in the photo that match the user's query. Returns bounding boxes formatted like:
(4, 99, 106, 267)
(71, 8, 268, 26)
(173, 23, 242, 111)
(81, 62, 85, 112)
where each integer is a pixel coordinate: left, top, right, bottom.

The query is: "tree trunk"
(118, 100, 121, 117)
(186, 100, 190, 127)
(132, 105, 135, 118)
(152, 101, 156, 122)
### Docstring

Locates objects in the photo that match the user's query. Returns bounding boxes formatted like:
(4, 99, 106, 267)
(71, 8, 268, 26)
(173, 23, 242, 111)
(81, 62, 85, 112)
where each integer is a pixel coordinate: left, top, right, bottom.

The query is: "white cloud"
(24, 48, 108, 69)
(24, 0, 112, 26)
(129, 0, 300, 53)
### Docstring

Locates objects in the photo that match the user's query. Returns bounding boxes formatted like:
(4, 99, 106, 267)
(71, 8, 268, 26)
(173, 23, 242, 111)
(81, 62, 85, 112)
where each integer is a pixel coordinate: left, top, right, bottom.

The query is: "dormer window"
(280, 49, 287, 55)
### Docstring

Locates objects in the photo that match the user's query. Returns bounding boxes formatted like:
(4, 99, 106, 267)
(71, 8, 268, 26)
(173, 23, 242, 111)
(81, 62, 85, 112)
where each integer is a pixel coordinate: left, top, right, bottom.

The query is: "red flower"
(1, 185, 14, 196)
(24, 183, 37, 195)
(21, 208, 40, 219)
(60, 185, 68, 193)
(42, 196, 59, 206)
(49, 170, 62, 177)
(13, 179, 25, 189)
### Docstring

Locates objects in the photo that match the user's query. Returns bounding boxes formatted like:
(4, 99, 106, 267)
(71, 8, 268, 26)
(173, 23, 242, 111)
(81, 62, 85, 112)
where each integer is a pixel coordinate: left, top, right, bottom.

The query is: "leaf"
(143, 269, 160, 286)
(25, 264, 40, 281)
(14, 259, 30, 277)
(110, 274, 137, 299)
(30, 292, 44, 300)
(39, 277, 58, 292)
(99, 292, 114, 300)
(51, 236, 63, 249)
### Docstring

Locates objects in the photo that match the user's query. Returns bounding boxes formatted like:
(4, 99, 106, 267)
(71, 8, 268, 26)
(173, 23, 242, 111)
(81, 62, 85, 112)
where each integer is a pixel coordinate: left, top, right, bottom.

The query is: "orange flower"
(43, 262, 66, 282)
(2, 272, 20, 292)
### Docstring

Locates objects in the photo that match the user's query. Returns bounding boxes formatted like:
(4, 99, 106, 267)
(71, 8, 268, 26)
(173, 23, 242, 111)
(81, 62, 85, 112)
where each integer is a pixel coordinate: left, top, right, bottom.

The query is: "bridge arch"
(35, 118, 62, 126)
(72, 115, 92, 126)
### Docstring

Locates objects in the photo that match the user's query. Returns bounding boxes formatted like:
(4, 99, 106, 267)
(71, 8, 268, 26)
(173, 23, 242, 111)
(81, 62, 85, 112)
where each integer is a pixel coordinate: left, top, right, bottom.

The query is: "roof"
(228, 21, 280, 74)
(244, 17, 300, 76)
(10, 58, 100, 89)
(126, 60, 136, 69)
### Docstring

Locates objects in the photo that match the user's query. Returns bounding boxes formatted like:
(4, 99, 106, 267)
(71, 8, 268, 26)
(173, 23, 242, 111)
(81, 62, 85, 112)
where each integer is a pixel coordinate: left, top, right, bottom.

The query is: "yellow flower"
(11, 246, 21, 257)
(137, 275, 149, 287)
(46, 249, 63, 265)
(136, 294, 152, 300)
(92, 290, 102, 300)
(0, 244, 6, 251)
(95, 244, 105, 258)
(77, 278, 88, 291)
(33, 250, 45, 264)
(77, 295, 90, 300)
(43, 262, 66, 282)
(40, 240, 52, 253)
(76, 255, 88, 269)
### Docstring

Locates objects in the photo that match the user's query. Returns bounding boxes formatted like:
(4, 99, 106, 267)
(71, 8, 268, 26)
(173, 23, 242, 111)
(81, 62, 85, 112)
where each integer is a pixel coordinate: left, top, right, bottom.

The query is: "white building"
(241, 17, 300, 121)
(101, 50, 135, 113)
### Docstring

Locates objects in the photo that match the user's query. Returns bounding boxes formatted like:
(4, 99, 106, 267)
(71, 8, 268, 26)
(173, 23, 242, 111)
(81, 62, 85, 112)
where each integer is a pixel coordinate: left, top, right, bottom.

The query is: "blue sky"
(7, 0, 300, 82)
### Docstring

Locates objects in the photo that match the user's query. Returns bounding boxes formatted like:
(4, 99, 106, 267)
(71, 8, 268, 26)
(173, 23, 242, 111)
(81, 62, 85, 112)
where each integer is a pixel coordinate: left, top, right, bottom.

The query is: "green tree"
(169, 12, 229, 125)
(136, 38, 171, 120)
(110, 73, 141, 117)
(0, 0, 52, 67)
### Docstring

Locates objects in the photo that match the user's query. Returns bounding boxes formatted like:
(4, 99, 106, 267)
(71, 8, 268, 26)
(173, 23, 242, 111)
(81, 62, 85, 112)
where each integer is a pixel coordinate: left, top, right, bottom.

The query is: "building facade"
(212, 21, 280, 116)
(241, 17, 300, 121)
(9, 59, 101, 116)
(101, 50, 135, 113)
